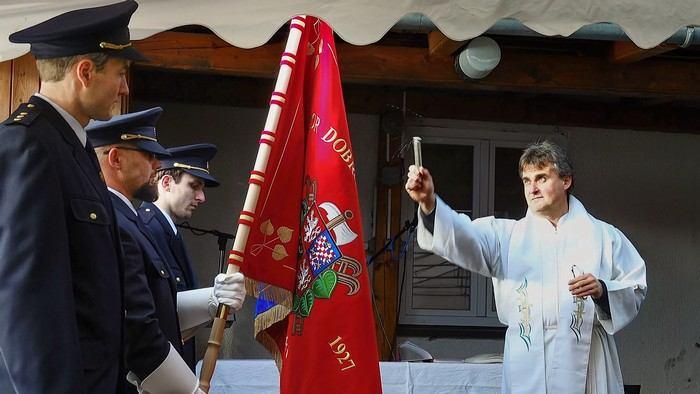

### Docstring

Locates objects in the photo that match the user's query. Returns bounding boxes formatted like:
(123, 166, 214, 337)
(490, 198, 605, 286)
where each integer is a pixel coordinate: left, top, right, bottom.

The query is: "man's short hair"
(156, 168, 185, 184)
(518, 140, 574, 179)
(36, 52, 111, 82)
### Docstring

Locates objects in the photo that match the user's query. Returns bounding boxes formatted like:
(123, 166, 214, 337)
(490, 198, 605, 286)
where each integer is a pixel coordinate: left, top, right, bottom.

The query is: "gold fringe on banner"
(250, 281, 293, 371)
(244, 278, 293, 309)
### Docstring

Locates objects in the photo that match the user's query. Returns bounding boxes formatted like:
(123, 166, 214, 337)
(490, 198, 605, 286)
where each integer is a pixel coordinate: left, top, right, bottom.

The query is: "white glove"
(209, 272, 246, 314)
(177, 273, 246, 332)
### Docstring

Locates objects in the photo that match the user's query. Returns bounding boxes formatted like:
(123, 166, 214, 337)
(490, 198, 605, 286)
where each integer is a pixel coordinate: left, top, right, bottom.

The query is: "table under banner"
(197, 359, 502, 393)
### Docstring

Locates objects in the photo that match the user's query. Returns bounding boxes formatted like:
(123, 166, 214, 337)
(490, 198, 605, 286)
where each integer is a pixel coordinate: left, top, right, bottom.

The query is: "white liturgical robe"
(417, 195, 647, 394)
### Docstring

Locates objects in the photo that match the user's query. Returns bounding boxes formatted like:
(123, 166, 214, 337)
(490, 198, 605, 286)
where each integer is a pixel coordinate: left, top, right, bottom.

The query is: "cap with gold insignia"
(159, 144, 220, 187)
(86, 107, 170, 158)
(8, 0, 147, 61)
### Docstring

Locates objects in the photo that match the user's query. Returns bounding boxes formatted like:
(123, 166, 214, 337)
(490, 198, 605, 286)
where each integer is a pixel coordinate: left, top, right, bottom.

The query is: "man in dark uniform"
(0, 2, 146, 392)
(88, 107, 246, 393)
(139, 143, 221, 370)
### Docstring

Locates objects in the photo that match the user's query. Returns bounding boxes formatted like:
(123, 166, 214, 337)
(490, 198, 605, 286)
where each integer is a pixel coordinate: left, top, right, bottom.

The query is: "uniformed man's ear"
(161, 174, 172, 191)
(75, 59, 95, 88)
(106, 147, 121, 169)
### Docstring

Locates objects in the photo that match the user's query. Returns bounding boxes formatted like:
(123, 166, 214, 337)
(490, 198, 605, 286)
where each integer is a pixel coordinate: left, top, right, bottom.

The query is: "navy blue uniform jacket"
(111, 194, 184, 387)
(0, 96, 124, 393)
(138, 203, 198, 292)
(139, 202, 198, 369)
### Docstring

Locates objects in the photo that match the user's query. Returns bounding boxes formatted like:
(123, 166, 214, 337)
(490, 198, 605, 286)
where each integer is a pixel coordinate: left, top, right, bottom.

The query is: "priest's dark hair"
(518, 140, 574, 181)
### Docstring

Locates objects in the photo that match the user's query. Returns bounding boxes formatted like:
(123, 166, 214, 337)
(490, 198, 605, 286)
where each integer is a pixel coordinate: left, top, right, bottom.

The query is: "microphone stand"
(367, 214, 418, 266)
(367, 213, 418, 361)
(176, 222, 234, 274)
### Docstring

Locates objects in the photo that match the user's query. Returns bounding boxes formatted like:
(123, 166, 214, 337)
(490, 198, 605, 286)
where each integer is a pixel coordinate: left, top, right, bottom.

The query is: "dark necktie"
(173, 232, 188, 266)
(173, 231, 197, 288)
(84, 139, 101, 173)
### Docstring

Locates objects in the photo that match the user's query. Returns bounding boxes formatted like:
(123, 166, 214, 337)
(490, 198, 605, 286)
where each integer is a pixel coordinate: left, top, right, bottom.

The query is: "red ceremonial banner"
(237, 16, 382, 393)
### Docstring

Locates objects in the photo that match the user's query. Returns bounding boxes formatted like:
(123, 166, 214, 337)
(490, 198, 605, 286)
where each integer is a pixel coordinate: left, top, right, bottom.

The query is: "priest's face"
(521, 163, 571, 219)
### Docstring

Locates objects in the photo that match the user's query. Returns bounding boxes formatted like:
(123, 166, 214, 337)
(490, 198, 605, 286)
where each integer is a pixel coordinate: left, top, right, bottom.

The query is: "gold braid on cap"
(173, 162, 210, 174)
(120, 133, 157, 142)
(100, 42, 132, 50)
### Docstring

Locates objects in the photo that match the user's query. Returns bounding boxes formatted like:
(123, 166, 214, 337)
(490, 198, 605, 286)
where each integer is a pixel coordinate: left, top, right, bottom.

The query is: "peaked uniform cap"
(86, 107, 170, 158)
(8, 0, 147, 61)
(159, 143, 220, 187)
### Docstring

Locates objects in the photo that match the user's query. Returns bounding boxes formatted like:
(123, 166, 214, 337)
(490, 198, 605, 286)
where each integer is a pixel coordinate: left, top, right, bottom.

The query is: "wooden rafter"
(428, 30, 464, 57)
(131, 68, 700, 134)
(609, 41, 678, 63)
(133, 31, 700, 100)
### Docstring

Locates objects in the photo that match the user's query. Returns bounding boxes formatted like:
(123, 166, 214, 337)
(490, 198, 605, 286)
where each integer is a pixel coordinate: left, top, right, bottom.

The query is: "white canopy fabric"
(1, 0, 699, 61)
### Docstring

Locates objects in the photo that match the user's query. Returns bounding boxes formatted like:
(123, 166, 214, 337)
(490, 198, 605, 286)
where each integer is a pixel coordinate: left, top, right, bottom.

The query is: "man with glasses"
(405, 140, 647, 393)
(88, 107, 245, 393)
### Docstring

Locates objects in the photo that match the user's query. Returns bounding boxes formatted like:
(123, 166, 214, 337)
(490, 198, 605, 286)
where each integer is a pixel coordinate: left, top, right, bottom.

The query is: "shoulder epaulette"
(139, 206, 157, 223)
(3, 102, 41, 126)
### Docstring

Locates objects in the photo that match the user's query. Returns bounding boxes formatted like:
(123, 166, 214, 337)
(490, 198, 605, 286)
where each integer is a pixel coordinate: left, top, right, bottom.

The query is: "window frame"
(398, 119, 565, 328)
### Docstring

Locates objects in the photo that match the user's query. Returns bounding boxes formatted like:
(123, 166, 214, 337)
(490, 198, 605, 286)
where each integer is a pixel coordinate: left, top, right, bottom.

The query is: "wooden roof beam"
(133, 31, 700, 99)
(608, 41, 678, 63)
(427, 30, 464, 57)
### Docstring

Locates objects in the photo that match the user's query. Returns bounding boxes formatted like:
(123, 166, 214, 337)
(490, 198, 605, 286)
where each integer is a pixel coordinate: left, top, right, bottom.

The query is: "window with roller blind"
(398, 122, 560, 327)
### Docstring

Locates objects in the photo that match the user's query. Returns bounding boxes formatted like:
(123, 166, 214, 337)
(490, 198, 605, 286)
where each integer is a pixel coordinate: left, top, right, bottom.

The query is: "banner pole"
(198, 15, 308, 393)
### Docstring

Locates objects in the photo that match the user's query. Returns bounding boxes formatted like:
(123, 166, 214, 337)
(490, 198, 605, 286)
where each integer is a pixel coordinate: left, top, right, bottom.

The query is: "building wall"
(133, 99, 700, 393)
(568, 127, 700, 393)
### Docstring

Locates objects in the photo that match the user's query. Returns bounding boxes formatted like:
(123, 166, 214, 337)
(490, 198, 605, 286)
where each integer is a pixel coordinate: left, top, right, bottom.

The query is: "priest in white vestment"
(405, 141, 647, 394)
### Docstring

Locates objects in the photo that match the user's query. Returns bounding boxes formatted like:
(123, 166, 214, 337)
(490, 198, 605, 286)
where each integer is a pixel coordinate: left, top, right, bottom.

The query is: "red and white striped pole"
(198, 15, 307, 392)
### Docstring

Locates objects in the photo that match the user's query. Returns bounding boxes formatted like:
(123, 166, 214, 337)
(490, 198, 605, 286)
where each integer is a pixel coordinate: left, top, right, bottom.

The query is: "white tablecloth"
(198, 359, 502, 393)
